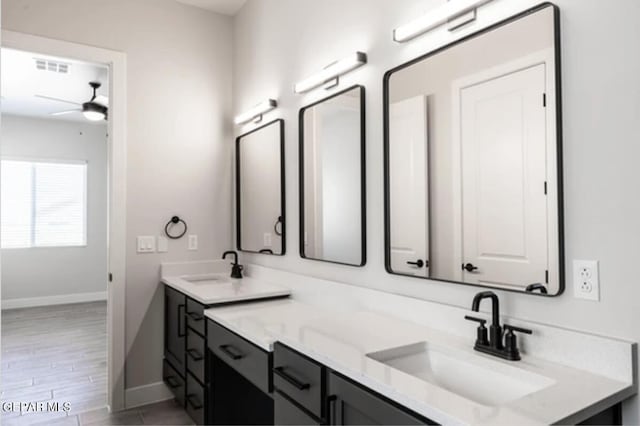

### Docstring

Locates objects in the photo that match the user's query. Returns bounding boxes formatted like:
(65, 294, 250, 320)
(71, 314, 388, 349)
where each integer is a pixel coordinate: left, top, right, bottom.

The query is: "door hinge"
(109, 273, 113, 283)
(543, 93, 547, 107)
(545, 270, 549, 284)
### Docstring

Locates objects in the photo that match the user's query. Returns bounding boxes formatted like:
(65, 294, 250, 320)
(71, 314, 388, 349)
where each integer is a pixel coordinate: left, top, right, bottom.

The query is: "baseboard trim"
(125, 381, 173, 409)
(1, 291, 108, 310)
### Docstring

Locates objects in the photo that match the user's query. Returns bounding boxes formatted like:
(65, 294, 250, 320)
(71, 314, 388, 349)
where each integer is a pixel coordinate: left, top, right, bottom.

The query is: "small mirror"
(384, 4, 563, 295)
(236, 119, 285, 255)
(300, 85, 366, 266)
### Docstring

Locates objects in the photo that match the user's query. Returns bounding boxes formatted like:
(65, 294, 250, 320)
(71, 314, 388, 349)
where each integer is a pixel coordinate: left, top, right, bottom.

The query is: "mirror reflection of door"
(389, 96, 429, 277)
(385, 4, 562, 295)
(456, 64, 548, 288)
(300, 85, 365, 266)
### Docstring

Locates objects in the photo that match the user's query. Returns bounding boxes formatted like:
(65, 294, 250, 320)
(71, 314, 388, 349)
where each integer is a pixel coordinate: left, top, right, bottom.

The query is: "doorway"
(0, 31, 127, 417)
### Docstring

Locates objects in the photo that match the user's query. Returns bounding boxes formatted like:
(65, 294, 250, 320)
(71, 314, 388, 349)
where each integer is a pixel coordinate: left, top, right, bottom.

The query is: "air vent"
(34, 58, 69, 74)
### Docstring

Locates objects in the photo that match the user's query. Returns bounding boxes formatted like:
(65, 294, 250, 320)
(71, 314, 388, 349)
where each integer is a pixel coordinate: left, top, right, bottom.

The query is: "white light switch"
(137, 236, 156, 253)
(157, 236, 168, 253)
(573, 260, 600, 301)
(188, 235, 198, 251)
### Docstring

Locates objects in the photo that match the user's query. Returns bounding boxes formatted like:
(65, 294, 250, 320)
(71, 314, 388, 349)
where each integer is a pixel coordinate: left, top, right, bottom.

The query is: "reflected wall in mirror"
(236, 119, 285, 255)
(300, 85, 366, 266)
(384, 4, 563, 295)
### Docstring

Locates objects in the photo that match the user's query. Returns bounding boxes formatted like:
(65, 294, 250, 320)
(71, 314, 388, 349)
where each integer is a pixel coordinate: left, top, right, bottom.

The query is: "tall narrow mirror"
(236, 119, 285, 255)
(384, 4, 563, 295)
(300, 85, 366, 266)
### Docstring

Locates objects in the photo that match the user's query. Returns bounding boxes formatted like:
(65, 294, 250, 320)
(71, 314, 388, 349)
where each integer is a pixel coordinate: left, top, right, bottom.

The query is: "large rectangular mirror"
(384, 4, 563, 295)
(236, 119, 285, 255)
(300, 85, 366, 266)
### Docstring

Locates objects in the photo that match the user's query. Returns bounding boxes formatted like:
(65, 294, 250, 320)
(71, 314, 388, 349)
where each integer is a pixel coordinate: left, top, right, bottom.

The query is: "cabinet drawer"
(275, 391, 320, 426)
(207, 319, 271, 394)
(274, 342, 325, 419)
(329, 372, 431, 425)
(186, 298, 206, 336)
(163, 359, 185, 407)
(186, 372, 205, 425)
(186, 327, 205, 383)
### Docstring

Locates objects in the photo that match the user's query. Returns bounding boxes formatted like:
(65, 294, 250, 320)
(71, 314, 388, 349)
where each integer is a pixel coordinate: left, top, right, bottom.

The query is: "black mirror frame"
(236, 118, 286, 256)
(299, 85, 367, 267)
(382, 3, 564, 297)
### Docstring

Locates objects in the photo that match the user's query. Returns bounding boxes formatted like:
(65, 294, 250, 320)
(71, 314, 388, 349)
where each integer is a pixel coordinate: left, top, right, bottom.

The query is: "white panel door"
(389, 96, 429, 276)
(460, 64, 548, 289)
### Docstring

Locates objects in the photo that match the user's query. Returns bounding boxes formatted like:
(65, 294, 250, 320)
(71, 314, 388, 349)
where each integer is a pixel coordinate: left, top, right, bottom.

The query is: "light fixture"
(393, 0, 492, 43)
(82, 102, 108, 121)
(294, 52, 367, 94)
(234, 99, 278, 125)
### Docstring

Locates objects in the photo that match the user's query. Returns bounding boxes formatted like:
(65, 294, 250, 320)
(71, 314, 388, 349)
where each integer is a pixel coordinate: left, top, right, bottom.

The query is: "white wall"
(233, 0, 640, 422)
(1, 0, 234, 390)
(0, 115, 107, 302)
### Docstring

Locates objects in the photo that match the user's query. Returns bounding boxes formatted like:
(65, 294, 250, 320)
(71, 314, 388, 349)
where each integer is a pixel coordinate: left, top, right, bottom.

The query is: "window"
(1, 159, 87, 249)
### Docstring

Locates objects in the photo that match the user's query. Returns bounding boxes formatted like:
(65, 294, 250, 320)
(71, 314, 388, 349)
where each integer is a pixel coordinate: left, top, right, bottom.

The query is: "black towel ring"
(165, 216, 187, 240)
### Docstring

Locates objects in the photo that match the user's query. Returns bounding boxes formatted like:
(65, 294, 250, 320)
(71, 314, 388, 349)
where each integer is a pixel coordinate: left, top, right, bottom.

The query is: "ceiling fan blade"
(50, 109, 81, 116)
(35, 95, 82, 106)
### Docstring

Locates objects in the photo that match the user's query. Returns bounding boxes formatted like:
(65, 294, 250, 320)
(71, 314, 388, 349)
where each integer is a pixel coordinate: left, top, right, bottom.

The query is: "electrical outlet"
(137, 236, 156, 253)
(263, 233, 272, 247)
(188, 235, 198, 251)
(573, 260, 600, 301)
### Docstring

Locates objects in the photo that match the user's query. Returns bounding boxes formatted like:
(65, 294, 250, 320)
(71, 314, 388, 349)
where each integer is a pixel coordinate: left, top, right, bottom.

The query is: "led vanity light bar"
(393, 0, 493, 43)
(234, 99, 278, 125)
(294, 52, 367, 94)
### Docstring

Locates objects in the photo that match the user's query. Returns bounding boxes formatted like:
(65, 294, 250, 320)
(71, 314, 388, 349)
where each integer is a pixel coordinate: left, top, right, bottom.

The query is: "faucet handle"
(465, 316, 489, 347)
(464, 315, 487, 325)
(504, 324, 532, 335)
(503, 324, 532, 361)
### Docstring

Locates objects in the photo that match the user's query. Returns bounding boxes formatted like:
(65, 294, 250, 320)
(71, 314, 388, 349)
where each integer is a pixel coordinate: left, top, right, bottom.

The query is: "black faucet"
(465, 291, 532, 361)
(525, 283, 548, 294)
(222, 250, 243, 279)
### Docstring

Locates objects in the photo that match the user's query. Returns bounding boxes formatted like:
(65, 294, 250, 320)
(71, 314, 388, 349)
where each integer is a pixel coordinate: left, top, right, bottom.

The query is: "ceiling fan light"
(83, 110, 106, 121)
(82, 102, 108, 121)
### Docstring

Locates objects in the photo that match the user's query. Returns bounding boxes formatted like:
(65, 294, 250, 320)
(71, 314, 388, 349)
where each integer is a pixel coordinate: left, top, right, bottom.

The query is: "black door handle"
(273, 366, 310, 390)
(177, 304, 186, 337)
(406, 259, 425, 268)
(462, 263, 479, 272)
(165, 376, 181, 389)
(186, 394, 203, 410)
(187, 348, 204, 361)
(219, 344, 244, 360)
(187, 311, 204, 321)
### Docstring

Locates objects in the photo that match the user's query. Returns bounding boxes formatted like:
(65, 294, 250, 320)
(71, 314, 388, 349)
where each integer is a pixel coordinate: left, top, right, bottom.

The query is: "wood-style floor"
(1, 301, 193, 425)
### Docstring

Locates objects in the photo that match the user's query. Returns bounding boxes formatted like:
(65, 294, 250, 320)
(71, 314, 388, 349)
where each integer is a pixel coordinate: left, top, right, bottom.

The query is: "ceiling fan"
(37, 81, 109, 121)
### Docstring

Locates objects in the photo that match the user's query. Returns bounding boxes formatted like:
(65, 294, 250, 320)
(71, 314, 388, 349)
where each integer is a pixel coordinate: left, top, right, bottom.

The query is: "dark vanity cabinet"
(162, 286, 208, 425)
(272, 343, 434, 426)
(328, 372, 434, 425)
(207, 319, 274, 425)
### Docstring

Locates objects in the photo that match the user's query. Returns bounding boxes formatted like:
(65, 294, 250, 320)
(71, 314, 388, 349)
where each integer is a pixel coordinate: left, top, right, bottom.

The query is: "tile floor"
(1, 302, 192, 425)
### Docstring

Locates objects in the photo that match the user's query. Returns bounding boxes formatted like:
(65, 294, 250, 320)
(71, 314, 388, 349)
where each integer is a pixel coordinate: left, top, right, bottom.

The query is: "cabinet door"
(328, 373, 433, 425)
(164, 286, 187, 376)
(274, 391, 320, 426)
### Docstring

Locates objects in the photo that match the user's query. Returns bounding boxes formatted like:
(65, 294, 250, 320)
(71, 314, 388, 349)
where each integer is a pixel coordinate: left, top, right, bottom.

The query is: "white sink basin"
(181, 274, 231, 285)
(367, 342, 554, 406)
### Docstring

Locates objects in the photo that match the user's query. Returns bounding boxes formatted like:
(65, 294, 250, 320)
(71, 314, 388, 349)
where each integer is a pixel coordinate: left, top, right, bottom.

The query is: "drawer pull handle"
(219, 344, 244, 360)
(187, 348, 204, 361)
(165, 376, 181, 389)
(177, 304, 186, 338)
(187, 311, 204, 321)
(186, 394, 203, 410)
(274, 366, 310, 390)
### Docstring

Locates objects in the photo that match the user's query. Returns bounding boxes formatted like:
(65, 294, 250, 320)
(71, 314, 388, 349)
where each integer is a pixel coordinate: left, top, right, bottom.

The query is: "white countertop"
(205, 299, 635, 426)
(162, 272, 291, 305)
